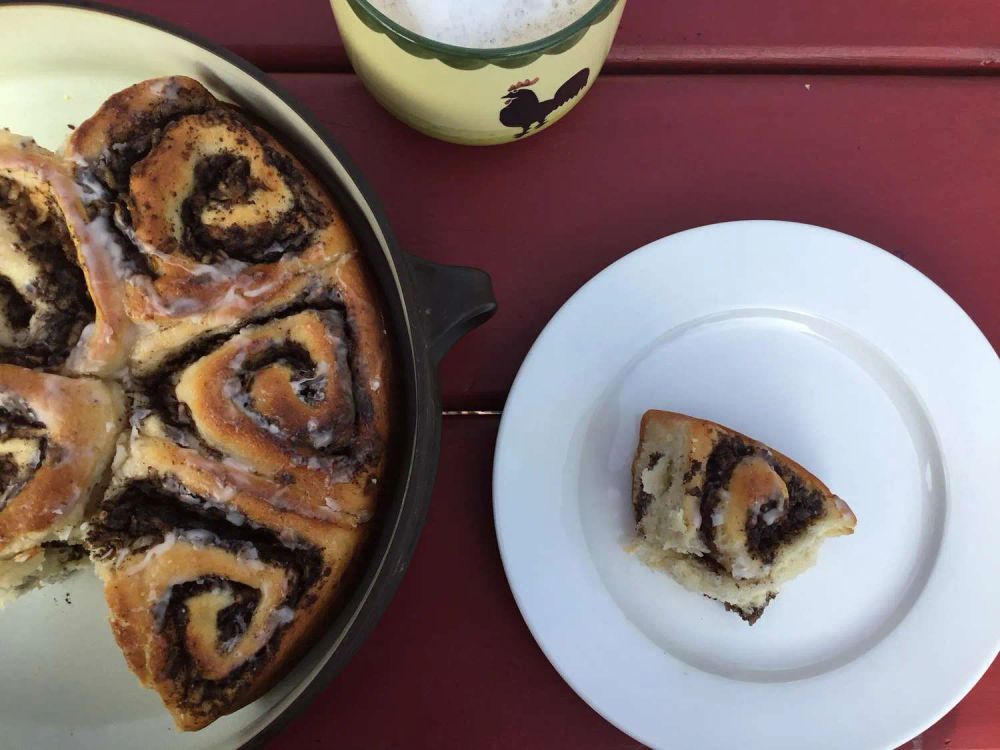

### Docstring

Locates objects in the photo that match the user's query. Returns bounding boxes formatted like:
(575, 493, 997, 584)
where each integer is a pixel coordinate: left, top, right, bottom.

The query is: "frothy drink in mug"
(368, 0, 598, 48)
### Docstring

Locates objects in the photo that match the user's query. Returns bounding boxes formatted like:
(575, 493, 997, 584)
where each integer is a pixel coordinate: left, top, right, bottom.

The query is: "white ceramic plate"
(0, 5, 402, 750)
(494, 221, 1000, 750)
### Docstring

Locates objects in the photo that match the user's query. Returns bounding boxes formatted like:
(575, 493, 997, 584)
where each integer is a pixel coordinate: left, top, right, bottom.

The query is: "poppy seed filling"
(0, 176, 95, 367)
(95, 107, 332, 268)
(86, 477, 329, 709)
(698, 436, 825, 566)
(131, 299, 376, 468)
(0, 398, 47, 512)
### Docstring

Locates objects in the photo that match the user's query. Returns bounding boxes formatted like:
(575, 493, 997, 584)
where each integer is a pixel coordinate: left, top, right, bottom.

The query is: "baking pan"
(0, 3, 496, 748)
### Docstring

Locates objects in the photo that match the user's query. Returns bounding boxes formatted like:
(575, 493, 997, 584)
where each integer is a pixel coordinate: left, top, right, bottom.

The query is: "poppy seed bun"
(631, 410, 856, 624)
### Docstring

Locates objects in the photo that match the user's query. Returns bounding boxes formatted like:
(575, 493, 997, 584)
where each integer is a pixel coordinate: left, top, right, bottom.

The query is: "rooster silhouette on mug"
(500, 68, 590, 138)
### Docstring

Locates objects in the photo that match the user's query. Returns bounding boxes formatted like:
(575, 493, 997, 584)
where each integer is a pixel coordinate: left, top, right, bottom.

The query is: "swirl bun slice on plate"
(0, 365, 124, 604)
(632, 410, 856, 624)
(0, 131, 130, 375)
(66, 76, 356, 346)
(86, 434, 362, 731)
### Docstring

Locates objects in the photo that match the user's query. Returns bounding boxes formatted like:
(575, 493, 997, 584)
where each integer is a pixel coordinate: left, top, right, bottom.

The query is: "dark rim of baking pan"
(1, 2, 496, 747)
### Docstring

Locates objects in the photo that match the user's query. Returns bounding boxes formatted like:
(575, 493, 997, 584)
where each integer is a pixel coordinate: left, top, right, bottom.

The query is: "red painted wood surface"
(269, 73, 1000, 410)
(65, 3, 1000, 747)
(268, 71, 1000, 750)
(103, 0, 1000, 72)
(268, 419, 640, 749)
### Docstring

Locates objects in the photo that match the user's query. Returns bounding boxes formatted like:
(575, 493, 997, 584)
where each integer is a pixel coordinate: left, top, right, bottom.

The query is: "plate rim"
(494, 219, 1000, 750)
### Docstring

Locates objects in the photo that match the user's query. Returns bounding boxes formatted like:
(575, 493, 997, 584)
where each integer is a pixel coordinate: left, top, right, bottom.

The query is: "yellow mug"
(329, 0, 627, 145)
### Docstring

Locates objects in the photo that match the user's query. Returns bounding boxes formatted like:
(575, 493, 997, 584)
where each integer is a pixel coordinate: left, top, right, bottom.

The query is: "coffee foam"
(368, 0, 596, 49)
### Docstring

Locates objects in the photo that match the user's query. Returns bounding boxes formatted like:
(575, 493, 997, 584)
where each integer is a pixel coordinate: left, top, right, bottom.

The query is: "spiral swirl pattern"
(87, 436, 359, 731)
(632, 411, 856, 623)
(697, 437, 828, 580)
(67, 76, 354, 331)
(131, 258, 390, 527)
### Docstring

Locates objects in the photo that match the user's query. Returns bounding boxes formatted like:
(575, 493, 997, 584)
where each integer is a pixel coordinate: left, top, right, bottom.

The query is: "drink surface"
(367, 0, 598, 48)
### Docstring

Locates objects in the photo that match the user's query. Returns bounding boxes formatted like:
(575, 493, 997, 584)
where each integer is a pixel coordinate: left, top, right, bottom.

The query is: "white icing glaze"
(73, 167, 107, 203)
(124, 532, 177, 573)
(761, 507, 783, 525)
(215, 285, 252, 314)
(229, 350, 247, 371)
(113, 547, 130, 568)
(241, 279, 281, 299)
(130, 276, 204, 317)
(81, 215, 129, 282)
(291, 373, 327, 399)
(146, 78, 183, 100)
(180, 528, 217, 547)
(310, 429, 335, 449)
(220, 455, 257, 475)
(270, 606, 295, 626)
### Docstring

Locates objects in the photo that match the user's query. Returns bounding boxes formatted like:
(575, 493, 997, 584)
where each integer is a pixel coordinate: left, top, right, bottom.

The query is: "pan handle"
(404, 253, 497, 365)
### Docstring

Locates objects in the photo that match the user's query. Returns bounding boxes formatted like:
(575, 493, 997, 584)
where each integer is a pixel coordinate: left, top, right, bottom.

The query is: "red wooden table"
(109, 2, 999, 747)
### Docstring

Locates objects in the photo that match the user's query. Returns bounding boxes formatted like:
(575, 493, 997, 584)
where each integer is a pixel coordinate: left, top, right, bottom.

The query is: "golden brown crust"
(65, 76, 356, 340)
(131, 258, 392, 530)
(67, 77, 218, 168)
(640, 409, 857, 532)
(0, 365, 124, 555)
(91, 435, 362, 730)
